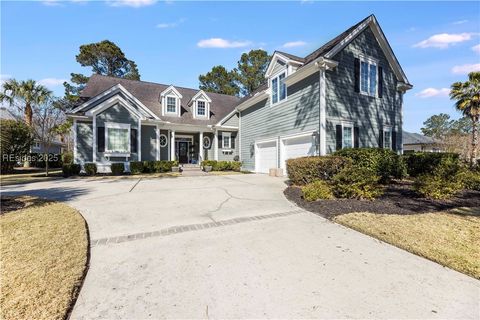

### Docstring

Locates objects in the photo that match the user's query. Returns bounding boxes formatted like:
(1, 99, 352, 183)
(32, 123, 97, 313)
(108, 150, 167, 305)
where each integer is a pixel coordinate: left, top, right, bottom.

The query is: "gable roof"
(403, 131, 438, 145)
(78, 74, 240, 126)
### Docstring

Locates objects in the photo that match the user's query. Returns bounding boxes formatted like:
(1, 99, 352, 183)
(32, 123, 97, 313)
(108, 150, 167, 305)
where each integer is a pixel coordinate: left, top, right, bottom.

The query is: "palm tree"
(0, 79, 52, 127)
(450, 71, 480, 164)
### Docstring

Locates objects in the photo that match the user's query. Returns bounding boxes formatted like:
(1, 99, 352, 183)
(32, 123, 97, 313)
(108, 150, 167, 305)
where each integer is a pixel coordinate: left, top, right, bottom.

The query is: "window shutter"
(392, 131, 397, 151)
(97, 127, 105, 152)
(354, 58, 360, 93)
(378, 66, 383, 98)
(218, 133, 222, 149)
(131, 129, 138, 153)
(336, 125, 343, 151)
(231, 133, 235, 149)
(379, 129, 384, 148)
(354, 126, 360, 148)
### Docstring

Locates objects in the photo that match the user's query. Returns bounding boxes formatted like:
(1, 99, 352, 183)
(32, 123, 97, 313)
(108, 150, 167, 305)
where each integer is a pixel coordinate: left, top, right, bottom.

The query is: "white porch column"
(137, 118, 142, 161)
(213, 130, 219, 160)
(199, 131, 203, 162)
(170, 130, 175, 161)
(73, 119, 77, 163)
(156, 125, 160, 161)
(319, 69, 327, 156)
(92, 116, 96, 162)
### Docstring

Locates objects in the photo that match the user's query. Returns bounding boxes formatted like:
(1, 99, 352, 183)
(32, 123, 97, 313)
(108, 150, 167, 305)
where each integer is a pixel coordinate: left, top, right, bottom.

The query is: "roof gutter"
(235, 90, 269, 112)
(284, 57, 338, 86)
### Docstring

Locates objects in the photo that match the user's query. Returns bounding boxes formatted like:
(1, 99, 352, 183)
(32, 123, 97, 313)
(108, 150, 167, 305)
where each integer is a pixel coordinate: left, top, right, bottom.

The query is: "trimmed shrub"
(62, 163, 81, 177)
(130, 161, 144, 174)
(201, 160, 242, 171)
(414, 158, 463, 199)
(332, 166, 383, 200)
(110, 163, 125, 175)
(333, 148, 406, 182)
(457, 168, 480, 191)
(62, 152, 74, 165)
(403, 152, 460, 177)
(0, 119, 34, 173)
(84, 163, 97, 176)
(142, 160, 178, 173)
(286, 156, 352, 185)
(301, 180, 334, 201)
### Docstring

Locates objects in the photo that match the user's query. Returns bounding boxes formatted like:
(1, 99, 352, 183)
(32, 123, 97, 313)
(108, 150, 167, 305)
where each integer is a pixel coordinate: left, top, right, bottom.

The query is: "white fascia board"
(160, 85, 183, 99)
(188, 90, 212, 105)
(265, 52, 304, 78)
(215, 109, 238, 127)
(235, 91, 268, 112)
(66, 114, 90, 120)
(86, 95, 145, 120)
(324, 15, 411, 86)
(283, 57, 338, 86)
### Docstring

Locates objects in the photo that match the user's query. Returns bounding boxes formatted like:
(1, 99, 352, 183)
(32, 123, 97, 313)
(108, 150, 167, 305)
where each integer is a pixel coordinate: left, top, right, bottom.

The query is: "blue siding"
(76, 121, 93, 163)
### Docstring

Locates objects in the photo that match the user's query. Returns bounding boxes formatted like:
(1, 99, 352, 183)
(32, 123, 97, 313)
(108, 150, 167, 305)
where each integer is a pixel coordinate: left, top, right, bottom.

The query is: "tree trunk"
(45, 152, 49, 177)
(471, 117, 478, 166)
(25, 103, 33, 127)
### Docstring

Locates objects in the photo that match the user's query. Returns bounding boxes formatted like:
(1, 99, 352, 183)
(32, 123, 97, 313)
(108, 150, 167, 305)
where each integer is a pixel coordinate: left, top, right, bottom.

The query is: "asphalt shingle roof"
(403, 131, 437, 145)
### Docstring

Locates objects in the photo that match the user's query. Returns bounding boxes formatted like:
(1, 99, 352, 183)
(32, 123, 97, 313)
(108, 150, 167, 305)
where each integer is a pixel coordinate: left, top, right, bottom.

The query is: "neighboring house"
(403, 131, 441, 153)
(69, 14, 412, 174)
(1, 107, 65, 155)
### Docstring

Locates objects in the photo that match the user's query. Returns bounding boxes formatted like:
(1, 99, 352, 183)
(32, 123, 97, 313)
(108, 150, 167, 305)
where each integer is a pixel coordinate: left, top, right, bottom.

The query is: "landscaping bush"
(110, 163, 125, 175)
(301, 180, 334, 201)
(83, 163, 97, 176)
(62, 152, 74, 165)
(414, 157, 464, 199)
(142, 160, 178, 173)
(201, 160, 242, 171)
(129, 161, 144, 174)
(62, 163, 81, 177)
(0, 119, 34, 173)
(457, 168, 480, 191)
(286, 156, 352, 185)
(403, 152, 460, 177)
(29, 153, 63, 169)
(333, 148, 406, 182)
(332, 166, 383, 200)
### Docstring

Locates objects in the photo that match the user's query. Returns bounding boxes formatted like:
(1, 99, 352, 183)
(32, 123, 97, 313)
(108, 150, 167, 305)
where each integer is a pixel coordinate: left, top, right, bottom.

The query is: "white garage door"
(255, 141, 277, 173)
(282, 135, 315, 171)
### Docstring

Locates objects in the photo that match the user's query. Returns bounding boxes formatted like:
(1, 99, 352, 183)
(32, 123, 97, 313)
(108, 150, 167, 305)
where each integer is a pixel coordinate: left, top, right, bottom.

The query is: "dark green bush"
(403, 152, 460, 177)
(29, 153, 63, 169)
(414, 157, 463, 199)
(110, 163, 125, 175)
(62, 163, 81, 177)
(286, 156, 352, 185)
(457, 168, 480, 191)
(84, 163, 97, 176)
(130, 161, 144, 174)
(333, 148, 406, 182)
(302, 180, 334, 201)
(62, 152, 74, 165)
(332, 166, 383, 200)
(142, 160, 178, 173)
(0, 119, 34, 173)
(201, 160, 242, 171)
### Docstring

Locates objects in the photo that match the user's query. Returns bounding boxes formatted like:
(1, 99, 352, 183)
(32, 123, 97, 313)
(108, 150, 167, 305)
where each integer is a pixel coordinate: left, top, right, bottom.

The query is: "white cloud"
(413, 32, 476, 49)
(300, 0, 314, 4)
(451, 63, 480, 74)
(42, 0, 62, 6)
(107, 0, 156, 7)
(472, 44, 480, 54)
(197, 38, 252, 49)
(38, 78, 68, 88)
(415, 88, 450, 98)
(452, 20, 468, 25)
(281, 41, 307, 48)
(156, 18, 185, 29)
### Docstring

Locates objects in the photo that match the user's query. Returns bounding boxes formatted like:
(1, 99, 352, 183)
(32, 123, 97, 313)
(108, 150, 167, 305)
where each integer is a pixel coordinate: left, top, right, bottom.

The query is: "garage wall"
(240, 73, 320, 172)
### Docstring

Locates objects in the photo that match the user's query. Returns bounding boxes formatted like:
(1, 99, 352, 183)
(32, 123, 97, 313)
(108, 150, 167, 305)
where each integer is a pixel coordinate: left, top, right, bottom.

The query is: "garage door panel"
(282, 135, 315, 171)
(256, 141, 277, 174)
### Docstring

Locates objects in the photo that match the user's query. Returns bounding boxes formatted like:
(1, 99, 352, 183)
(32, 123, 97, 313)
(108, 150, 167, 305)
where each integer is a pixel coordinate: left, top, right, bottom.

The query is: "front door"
(178, 141, 188, 163)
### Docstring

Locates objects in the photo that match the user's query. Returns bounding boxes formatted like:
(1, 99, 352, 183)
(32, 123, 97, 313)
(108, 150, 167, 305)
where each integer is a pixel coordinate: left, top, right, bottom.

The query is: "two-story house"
(69, 14, 412, 174)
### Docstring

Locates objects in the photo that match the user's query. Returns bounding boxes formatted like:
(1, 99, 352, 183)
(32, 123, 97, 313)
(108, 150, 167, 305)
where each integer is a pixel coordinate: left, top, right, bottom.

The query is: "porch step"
(181, 164, 201, 168)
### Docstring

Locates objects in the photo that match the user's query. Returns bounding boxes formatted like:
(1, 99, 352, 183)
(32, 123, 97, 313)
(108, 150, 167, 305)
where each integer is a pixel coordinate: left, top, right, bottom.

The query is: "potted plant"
(203, 165, 212, 172)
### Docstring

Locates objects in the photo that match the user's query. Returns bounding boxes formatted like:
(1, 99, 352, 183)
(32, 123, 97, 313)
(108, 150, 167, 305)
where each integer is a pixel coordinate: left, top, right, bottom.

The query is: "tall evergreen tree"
(199, 66, 240, 96)
(234, 49, 271, 96)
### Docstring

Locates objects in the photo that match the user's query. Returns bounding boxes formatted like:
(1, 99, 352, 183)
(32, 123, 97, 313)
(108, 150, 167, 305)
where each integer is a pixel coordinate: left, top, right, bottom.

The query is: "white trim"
(93, 116, 97, 162)
(270, 70, 288, 107)
(358, 56, 378, 98)
(156, 126, 161, 160)
(160, 85, 183, 99)
(215, 109, 238, 127)
(170, 130, 175, 161)
(105, 122, 131, 154)
(238, 112, 242, 162)
(73, 119, 77, 163)
(189, 90, 212, 104)
(86, 95, 145, 120)
(254, 138, 278, 174)
(222, 132, 232, 149)
(235, 90, 269, 112)
(283, 57, 338, 86)
(383, 125, 393, 150)
(214, 131, 219, 160)
(340, 121, 355, 149)
(199, 131, 204, 162)
(265, 52, 304, 78)
(194, 99, 209, 119)
(72, 84, 159, 119)
(279, 130, 316, 172)
(319, 69, 327, 156)
(202, 135, 211, 149)
(164, 94, 180, 117)
(137, 118, 141, 161)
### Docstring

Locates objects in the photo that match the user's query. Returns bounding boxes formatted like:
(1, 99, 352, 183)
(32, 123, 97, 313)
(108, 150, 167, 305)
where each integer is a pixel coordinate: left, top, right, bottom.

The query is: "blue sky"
(1, 0, 479, 132)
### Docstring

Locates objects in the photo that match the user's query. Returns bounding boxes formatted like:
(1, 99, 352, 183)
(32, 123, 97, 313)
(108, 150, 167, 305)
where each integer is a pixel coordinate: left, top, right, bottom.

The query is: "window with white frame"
(166, 96, 177, 113)
(383, 127, 392, 150)
(271, 72, 286, 105)
(222, 132, 231, 149)
(197, 100, 206, 116)
(360, 57, 377, 97)
(105, 123, 130, 153)
(343, 124, 353, 149)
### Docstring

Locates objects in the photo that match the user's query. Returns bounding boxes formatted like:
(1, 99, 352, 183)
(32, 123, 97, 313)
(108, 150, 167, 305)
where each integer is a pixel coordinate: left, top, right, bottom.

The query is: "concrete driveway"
(2, 174, 479, 319)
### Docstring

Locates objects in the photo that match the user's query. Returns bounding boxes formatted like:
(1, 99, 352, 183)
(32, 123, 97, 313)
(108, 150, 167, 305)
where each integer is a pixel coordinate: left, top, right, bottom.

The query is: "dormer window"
(197, 100, 206, 116)
(166, 96, 177, 114)
(271, 72, 286, 105)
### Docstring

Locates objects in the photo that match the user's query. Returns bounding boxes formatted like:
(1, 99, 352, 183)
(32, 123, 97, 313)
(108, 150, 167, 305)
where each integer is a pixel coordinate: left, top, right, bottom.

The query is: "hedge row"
(201, 160, 242, 172)
(286, 156, 352, 185)
(129, 160, 179, 174)
(403, 152, 460, 177)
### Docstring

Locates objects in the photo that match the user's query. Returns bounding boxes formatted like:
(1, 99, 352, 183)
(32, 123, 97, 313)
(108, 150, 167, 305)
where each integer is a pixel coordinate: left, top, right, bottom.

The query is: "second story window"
(166, 96, 177, 113)
(360, 58, 377, 97)
(271, 72, 286, 105)
(197, 100, 206, 116)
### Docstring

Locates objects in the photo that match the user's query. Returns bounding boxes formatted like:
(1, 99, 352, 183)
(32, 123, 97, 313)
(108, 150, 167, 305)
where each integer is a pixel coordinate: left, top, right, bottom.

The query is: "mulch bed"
(284, 181, 480, 219)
